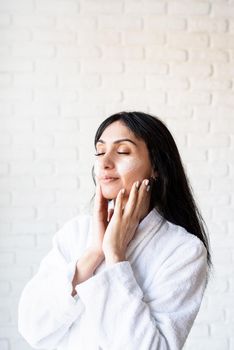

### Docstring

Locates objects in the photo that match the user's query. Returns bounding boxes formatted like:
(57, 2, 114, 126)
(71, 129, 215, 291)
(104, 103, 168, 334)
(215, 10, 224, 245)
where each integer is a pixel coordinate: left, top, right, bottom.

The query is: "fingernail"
(146, 185, 150, 192)
(121, 188, 125, 195)
(144, 179, 149, 186)
(135, 181, 140, 189)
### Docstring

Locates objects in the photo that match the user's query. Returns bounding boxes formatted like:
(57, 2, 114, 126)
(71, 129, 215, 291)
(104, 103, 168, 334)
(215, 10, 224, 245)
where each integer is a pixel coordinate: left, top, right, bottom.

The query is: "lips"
(101, 176, 119, 183)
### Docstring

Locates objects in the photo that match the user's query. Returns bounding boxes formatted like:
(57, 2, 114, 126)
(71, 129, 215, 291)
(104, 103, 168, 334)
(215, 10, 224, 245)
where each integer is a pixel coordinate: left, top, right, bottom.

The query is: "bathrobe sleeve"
(18, 219, 85, 349)
(75, 237, 208, 350)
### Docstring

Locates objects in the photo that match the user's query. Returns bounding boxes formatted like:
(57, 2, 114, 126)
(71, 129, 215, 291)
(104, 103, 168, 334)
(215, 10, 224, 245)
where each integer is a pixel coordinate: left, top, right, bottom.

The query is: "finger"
(113, 188, 125, 218)
(124, 180, 140, 216)
(107, 208, 114, 222)
(134, 178, 151, 213)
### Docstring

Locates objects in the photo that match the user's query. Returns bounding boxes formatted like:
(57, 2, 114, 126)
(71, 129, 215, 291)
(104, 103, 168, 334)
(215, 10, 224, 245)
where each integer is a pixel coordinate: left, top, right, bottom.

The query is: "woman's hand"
(89, 180, 114, 258)
(102, 179, 151, 265)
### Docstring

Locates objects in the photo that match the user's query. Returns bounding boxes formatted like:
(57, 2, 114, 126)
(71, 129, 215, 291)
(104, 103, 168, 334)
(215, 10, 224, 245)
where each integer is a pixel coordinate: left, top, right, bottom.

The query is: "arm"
(75, 238, 208, 350)
(18, 218, 103, 349)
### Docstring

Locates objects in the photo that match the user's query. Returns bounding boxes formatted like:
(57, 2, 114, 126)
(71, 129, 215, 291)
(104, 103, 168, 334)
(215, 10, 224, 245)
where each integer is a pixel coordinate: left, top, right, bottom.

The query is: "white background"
(0, 0, 234, 349)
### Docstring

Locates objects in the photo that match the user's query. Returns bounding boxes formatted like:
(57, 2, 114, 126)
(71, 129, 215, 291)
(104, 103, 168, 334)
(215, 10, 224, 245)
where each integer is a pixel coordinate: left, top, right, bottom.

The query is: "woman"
(18, 111, 211, 350)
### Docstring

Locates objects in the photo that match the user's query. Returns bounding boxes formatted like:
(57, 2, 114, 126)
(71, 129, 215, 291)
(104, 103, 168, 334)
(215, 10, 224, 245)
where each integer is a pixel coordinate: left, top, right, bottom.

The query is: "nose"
(99, 152, 115, 169)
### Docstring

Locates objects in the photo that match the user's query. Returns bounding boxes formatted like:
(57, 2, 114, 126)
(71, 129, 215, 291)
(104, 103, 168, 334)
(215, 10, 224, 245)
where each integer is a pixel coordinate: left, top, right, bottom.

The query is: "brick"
(35, 118, 78, 131)
(123, 30, 164, 45)
(0, 44, 10, 56)
(80, 90, 121, 103)
(0, 59, 33, 72)
(0, 73, 12, 87)
(185, 338, 228, 350)
(0, 163, 9, 175)
(125, 1, 165, 14)
(211, 34, 234, 48)
(102, 74, 144, 89)
(0, 29, 31, 42)
(168, 1, 210, 15)
(35, 175, 78, 189)
(56, 16, 96, 31)
(53, 132, 80, 147)
(0, 0, 33, 11)
(0, 208, 35, 221)
(13, 73, 56, 88)
(212, 4, 234, 17)
(60, 103, 104, 119)
(0, 192, 11, 206)
(123, 89, 165, 105)
(190, 78, 231, 90)
(149, 105, 193, 119)
(34, 88, 77, 102)
(0, 339, 9, 350)
(13, 14, 54, 27)
(0, 118, 33, 131)
(0, 282, 10, 296)
(188, 18, 227, 32)
(0, 235, 35, 248)
(55, 161, 81, 175)
(0, 176, 34, 190)
(58, 74, 100, 89)
(33, 29, 75, 43)
(144, 15, 186, 30)
(0, 252, 14, 265)
(167, 33, 209, 48)
(55, 190, 81, 205)
(213, 92, 234, 106)
(125, 61, 168, 74)
(12, 190, 54, 205)
(0, 13, 10, 25)
(77, 31, 120, 45)
(11, 220, 56, 234)
(36, 207, 79, 221)
(0, 87, 32, 100)
(145, 47, 186, 61)
(80, 0, 122, 14)
(12, 43, 55, 57)
(210, 177, 234, 191)
(35, 59, 79, 73)
(102, 46, 143, 59)
(146, 76, 188, 89)
(194, 106, 234, 120)
(167, 91, 211, 106)
(35, 147, 77, 161)
(189, 49, 228, 62)
(98, 15, 142, 30)
(170, 63, 212, 77)
(13, 101, 59, 117)
(10, 161, 53, 175)
(15, 250, 46, 265)
(82, 60, 122, 73)
(213, 63, 234, 78)
(0, 266, 31, 280)
(0, 147, 33, 161)
(0, 132, 11, 145)
(12, 132, 53, 146)
(35, 0, 78, 13)
(210, 119, 234, 133)
(57, 46, 100, 59)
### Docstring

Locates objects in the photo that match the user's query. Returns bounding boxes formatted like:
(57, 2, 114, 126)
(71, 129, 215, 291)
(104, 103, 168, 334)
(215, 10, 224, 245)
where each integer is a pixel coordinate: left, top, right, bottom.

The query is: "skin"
(91, 121, 157, 264)
(71, 121, 157, 295)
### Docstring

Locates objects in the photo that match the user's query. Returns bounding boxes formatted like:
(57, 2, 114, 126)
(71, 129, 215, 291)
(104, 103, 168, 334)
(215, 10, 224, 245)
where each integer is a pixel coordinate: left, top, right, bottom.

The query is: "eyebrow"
(96, 138, 137, 147)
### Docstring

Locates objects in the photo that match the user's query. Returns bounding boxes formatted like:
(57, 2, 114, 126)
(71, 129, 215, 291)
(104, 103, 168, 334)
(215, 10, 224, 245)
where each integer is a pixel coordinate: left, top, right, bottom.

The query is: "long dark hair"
(91, 111, 211, 268)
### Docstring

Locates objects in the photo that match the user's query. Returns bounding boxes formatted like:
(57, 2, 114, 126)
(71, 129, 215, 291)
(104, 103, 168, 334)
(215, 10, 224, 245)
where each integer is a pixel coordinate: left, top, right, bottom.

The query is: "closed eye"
(94, 152, 129, 156)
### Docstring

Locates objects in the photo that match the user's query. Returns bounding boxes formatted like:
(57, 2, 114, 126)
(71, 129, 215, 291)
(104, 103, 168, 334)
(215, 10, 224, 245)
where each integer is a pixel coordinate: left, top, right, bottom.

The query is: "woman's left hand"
(102, 179, 151, 265)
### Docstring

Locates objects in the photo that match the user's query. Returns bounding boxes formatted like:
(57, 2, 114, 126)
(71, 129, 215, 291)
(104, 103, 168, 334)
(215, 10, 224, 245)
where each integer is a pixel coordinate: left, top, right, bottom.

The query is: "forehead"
(96, 121, 138, 144)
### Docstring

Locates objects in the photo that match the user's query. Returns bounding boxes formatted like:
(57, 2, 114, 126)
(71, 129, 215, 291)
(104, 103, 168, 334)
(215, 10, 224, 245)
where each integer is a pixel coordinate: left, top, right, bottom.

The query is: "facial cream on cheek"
(116, 158, 141, 175)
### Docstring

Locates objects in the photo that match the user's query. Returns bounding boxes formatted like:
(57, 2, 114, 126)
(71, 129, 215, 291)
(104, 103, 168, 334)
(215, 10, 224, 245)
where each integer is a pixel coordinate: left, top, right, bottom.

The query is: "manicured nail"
(135, 181, 140, 189)
(144, 179, 149, 186)
(121, 188, 125, 195)
(146, 185, 150, 192)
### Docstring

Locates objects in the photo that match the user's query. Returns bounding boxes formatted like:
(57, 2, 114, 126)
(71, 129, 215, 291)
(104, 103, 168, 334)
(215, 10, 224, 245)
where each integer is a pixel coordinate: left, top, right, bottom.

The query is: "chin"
(101, 187, 119, 200)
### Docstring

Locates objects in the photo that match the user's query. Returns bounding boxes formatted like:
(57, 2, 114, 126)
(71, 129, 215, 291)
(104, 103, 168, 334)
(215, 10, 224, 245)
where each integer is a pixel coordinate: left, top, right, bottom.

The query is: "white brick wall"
(0, 0, 233, 349)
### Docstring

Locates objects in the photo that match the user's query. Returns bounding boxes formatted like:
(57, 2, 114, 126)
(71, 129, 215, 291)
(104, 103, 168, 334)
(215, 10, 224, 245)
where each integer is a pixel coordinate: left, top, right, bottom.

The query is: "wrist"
(105, 252, 126, 266)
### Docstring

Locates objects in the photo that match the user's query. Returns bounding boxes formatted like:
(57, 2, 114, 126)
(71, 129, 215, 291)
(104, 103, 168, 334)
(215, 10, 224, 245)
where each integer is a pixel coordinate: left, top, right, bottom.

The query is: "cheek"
(116, 158, 142, 175)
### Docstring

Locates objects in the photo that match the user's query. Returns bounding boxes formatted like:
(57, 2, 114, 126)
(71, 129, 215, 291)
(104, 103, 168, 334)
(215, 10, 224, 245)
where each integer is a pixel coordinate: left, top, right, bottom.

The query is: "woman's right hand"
(89, 181, 113, 257)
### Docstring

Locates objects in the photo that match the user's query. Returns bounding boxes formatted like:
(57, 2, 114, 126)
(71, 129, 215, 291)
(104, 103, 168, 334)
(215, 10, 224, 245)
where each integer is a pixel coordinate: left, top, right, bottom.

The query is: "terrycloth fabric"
(18, 208, 208, 350)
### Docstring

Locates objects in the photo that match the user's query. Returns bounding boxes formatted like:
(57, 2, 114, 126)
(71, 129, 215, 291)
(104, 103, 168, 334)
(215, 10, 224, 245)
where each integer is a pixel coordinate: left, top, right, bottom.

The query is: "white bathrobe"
(18, 207, 208, 350)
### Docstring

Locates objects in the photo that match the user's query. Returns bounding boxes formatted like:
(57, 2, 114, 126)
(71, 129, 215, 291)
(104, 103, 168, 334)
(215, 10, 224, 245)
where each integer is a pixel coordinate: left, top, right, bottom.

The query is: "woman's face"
(94, 121, 156, 200)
